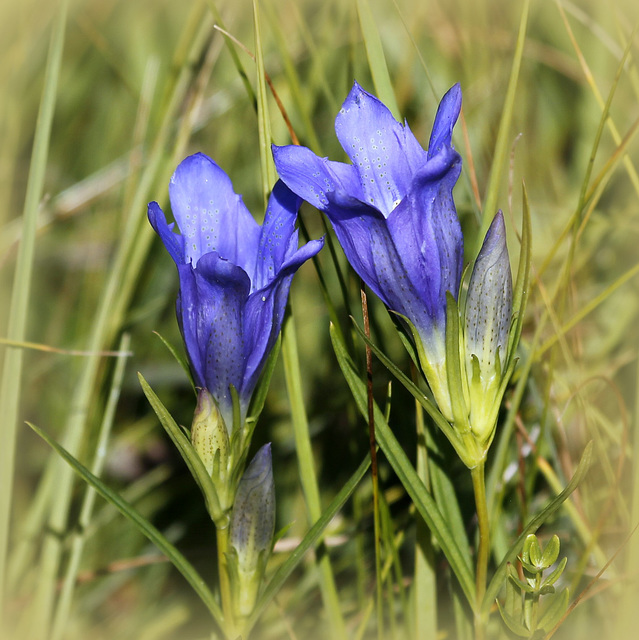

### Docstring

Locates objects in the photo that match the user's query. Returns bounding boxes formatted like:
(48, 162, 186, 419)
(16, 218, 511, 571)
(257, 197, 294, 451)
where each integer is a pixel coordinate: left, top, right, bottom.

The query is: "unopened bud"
(191, 388, 229, 479)
(464, 211, 512, 442)
(227, 444, 275, 619)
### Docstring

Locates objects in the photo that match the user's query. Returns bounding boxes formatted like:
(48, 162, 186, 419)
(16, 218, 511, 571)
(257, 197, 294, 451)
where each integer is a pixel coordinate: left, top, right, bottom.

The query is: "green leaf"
(247, 454, 371, 635)
(330, 324, 476, 606)
(137, 372, 225, 524)
(538, 588, 570, 633)
(542, 557, 568, 589)
(153, 331, 194, 391)
(484, 441, 593, 613)
(497, 600, 530, 637)
(26, 421, 224, 627)
(540, 534, 561, 569)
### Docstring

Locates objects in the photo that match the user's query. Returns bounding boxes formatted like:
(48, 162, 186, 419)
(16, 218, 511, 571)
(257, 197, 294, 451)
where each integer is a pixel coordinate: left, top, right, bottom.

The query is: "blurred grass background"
(1, 0, 639, 638)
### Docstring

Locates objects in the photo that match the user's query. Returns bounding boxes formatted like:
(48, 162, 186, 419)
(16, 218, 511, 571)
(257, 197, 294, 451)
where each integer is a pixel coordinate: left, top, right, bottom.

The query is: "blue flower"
(148, 153, 324, 430)
(273, 82, 463, 418)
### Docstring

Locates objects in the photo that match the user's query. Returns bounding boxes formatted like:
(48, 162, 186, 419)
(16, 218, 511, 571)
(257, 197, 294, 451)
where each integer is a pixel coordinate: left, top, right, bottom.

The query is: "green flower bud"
(464, 211, 512, 443)
(227, 444, 275, 619)
(191, 388, 229, 482)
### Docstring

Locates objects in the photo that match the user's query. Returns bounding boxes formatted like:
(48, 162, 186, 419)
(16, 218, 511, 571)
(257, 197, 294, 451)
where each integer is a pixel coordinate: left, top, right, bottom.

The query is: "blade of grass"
(30, 7, 216, 634)
(478, 0, 530, 245)
(50, 333, 131, 640)
(0, 0, 68, 619)
(355, 0, 400, 119)
(27, 421, 224, 628)
(281, 312, 348, 640)
(253, 0, 276, 204)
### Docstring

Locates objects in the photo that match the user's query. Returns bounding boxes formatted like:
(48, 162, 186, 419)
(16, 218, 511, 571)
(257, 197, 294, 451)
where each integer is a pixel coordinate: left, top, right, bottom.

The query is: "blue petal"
(242, 234, 324, 399)
(252, 180, 301, 291)
(272, 144, 364, 211)
(148, 201, 184, 264)
(335, 81, 426, 215)
(427, 83, 462, 160)
(177, 253, 251, 428)
(386, 147, 463, 330)
(169, 153, 261, 276)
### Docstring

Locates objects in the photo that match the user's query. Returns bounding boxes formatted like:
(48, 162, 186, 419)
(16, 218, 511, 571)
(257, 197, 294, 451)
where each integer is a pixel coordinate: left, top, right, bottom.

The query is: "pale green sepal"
(506, 184, 532, 371)
(138, 373, 226, 526)
(227, 444, 276, 619)
(405, 314, 454, 422)
(537, 587, 569, 633)
(191, 389, 229, 477)
(445, 292, 470, 433)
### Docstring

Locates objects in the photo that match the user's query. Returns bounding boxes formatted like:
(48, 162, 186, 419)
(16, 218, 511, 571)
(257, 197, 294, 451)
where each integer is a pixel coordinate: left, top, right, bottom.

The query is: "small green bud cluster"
(498, 534, 570, 638)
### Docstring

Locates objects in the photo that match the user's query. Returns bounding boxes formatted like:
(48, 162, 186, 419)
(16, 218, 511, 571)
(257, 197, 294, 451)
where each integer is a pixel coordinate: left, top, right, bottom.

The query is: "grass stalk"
(0, 0, 68, 625)
(281, 311, 347, 640)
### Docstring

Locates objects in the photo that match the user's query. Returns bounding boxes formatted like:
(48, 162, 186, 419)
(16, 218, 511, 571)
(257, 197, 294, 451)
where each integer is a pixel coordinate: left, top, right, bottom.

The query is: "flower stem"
(216, 524, 235, 638)
(471, 461, 489, 640)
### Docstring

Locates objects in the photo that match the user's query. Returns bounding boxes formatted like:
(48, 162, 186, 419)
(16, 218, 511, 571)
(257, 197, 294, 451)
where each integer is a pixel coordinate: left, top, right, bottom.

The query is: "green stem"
(216, 524, 235, 638)
(471, 461, 489, 640)
(414, 398, 437, 640)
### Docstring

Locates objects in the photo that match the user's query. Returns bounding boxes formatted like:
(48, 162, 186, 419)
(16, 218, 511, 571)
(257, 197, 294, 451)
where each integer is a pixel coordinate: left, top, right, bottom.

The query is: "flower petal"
(177, 253, 251, 428)
(169, 153, 261, 275)
(385, 146, 463, 334)
(427, 83, 462, 160)
(148, 201, 184, 265)
(335, 81, 424, 215)
(252, 180, 301, 291)
(272, 144, 364, 211)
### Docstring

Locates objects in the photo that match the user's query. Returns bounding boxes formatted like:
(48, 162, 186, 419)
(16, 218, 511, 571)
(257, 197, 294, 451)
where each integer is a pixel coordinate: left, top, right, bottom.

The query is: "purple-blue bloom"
(273, 82, 463, 417)
(148, 153, 324, 430)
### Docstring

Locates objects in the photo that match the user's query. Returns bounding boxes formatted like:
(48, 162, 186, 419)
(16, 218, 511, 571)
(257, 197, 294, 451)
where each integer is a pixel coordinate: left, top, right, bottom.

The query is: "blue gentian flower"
(273, 82, 463, 419)
(148, 153, 324, 431)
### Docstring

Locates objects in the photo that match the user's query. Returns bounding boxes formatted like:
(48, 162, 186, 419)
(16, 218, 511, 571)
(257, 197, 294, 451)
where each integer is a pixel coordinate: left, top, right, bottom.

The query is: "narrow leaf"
(26, 422, 224, 626)
(137, 372, 225, 524)
(330, 324, 476, 605)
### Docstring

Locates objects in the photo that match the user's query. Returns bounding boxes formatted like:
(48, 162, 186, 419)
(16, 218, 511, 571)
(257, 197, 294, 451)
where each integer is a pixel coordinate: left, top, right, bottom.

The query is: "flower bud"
(191, 388, 229, 480)
(227, 444, 275, 618)
(464, 211, 512, 442)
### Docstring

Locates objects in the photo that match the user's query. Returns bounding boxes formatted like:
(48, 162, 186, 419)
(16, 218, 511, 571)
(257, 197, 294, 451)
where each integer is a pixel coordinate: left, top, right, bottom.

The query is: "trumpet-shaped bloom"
(148, 153, 324, 430)
(273, 82, 463, 417)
